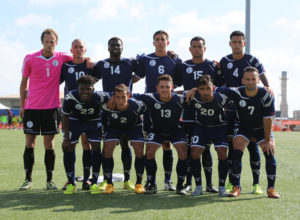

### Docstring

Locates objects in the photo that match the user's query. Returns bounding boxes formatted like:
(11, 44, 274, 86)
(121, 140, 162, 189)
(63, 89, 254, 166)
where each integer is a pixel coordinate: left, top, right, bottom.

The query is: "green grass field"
(0, 130, 299, 220)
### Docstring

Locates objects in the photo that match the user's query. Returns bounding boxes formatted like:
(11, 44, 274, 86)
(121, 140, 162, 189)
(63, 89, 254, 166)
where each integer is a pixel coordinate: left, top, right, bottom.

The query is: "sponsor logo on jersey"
(112, 113, 118, 119)
(104, 62, 110, 68)
(27, 121, 33, 128)
(227, 62, 233, 69)
(154, 103, 161, 109)
(186, 67, 193, 74)
(149, 60, 156, 66)
(75, 104, 83, 110)
(239, 100, 247, 107)
(53, 59, 59, 66)
(195, 103, 202, 109)
(68, 67, 75, 74)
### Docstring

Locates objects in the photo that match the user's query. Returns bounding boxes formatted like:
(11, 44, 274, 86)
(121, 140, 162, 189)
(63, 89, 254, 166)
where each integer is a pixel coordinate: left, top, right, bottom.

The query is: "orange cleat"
(230, 186, 241, 197)
(267, 188, 280, 199)
(103, 184, 114, 194)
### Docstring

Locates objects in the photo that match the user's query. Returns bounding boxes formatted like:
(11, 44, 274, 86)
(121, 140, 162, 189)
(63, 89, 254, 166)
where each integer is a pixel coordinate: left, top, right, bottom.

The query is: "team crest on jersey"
(26, 121, 33, 128)
(149, 60, 156, 66)
(75, 104, 83, 110)
(104, 62, 110, 69)
(239, 100, 247, 107)
(154, 103, 161, 109)
(186, 67, 193, 74)
(195, 103, 202, 109)
(227, 62, 233, 69)
(53, 59, 59, 66)
(68, 67, 75, 74)
(112, 113, 118, 119)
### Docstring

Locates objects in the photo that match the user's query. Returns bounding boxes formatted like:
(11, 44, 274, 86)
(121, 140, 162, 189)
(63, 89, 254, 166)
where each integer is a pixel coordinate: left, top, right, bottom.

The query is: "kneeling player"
(61, 75, 110, 194)
(134, 74, 188, 195)
(101, 84, 146, 194)
(189, 75, 229, 196)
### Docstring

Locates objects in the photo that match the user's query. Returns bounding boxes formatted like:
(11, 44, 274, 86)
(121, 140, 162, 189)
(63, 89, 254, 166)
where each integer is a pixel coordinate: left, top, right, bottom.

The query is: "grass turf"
(0, 130, 299, 219)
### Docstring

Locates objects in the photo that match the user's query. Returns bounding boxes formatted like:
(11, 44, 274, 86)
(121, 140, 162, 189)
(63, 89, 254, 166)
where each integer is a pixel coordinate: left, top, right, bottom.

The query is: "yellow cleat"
(103, 184, 114, 194)
(64, 184, 76, 195)
(123, 180, 135, 191)
(90, 184, 102, 194)
(135, 184, 145, 194)
(98, 180, 107, 191)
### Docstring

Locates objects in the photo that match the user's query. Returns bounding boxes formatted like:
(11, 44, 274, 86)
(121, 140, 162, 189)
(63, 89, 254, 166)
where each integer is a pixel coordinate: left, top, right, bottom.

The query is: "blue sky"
(0, 0, 299, 117)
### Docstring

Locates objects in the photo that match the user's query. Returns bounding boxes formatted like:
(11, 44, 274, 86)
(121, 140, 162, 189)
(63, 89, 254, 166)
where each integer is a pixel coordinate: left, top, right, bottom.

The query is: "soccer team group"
(18, 28, 280, 199)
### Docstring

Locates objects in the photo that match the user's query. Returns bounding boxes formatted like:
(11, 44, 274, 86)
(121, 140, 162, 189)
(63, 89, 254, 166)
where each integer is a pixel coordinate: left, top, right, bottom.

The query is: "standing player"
(101, 84, 146, 194)
(19, 28, 72, 191)
(134, 74, 188, 195)
(135, 30, 182, 191)
(93, 37, 138, 191)
(217, 67, 279, 198)
(217, 30, 270, 194)
(60, 39, 100, 190)
(174, 36, 220, 193)
(62, 75, 110, 194)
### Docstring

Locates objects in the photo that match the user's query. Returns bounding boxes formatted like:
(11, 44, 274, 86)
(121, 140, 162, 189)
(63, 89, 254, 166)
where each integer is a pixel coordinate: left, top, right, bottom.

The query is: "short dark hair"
(41, 28, 58, 42)
(157, 74, 173, 85)
(230, 30, 245, 40)
(114, 83, 130, 94)
(77, 75, 95, 87)
(153, 30, 169, 40)
(197, 75, 213, 87)
(243, 66, 259, 76)
(108, 37, 123, 46)
(190, 36, 205, 46)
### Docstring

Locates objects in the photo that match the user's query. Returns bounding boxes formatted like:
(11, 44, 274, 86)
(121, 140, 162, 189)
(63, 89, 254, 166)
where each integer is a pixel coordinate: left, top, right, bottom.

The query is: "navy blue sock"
(232, 150, 243, 187)
(145, 158, 157, 185)
(135, 157, 144, 184)
(202, 148, 213, 186)
(63, 151, 76, 185)
(247, 142, 261, 185)
(23, 147, 34, 182)
(45, 149, 55, 182)
(191, 158, 202, 186)
(163, 149, 173, 183)
(227, 141, 234, 184)
(102, 157, 114, 184)
(91, 150, 102, 184)
(121, 146, 132, 182)
(82, 150, 92, 182)
(176, 159, 187, 188)
(186, 147, 192, 185)
(264, 152, 276, 188)
(218, 159, 228, 187)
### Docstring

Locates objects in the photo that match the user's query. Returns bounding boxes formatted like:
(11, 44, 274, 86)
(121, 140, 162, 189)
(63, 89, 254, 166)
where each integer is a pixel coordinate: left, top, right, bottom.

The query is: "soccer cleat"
(135, 184, 145, 194)
(225, 182, 233, 193)
(46, 181, 58, 190)
(183, 184, 192, 192)
(206, 184, 218, 193)
(176, 186, 188, 195)
(230, 186, 241, 197)
(64, 184, 76, 195)
(253, 184, 263, 195)
(192, 185, 204, 196)
(90, 184, 102, 194)
(19, 180, 32, 191)
(144, 184, 157, 194)
(267, 188, 280, 199)
(164, 182, 176, 191)
(103, 184, 114, 194)
(82, 180, 91, 191)
(123, 180, 135, 191)
(98, 180, 107, 191)
(219, 186, 230, 197)
(62, 182, 69, 191)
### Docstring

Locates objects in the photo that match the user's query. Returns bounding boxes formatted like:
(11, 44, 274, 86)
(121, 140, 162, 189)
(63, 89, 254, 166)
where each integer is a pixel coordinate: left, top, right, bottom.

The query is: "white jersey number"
(75, 71, 86, 80)
(158, 65, 165, 74)
(80, 108, 95, 115)
(248, 106, 255, 115)
(160, 109, 171, 118)
(193, 71, 203, 80)
(110, 65, 120, 75)
(200, 108, 214, 116)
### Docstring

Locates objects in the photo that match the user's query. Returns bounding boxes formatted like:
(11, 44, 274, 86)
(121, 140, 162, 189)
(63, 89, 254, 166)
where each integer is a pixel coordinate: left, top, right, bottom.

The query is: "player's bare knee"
(217, 148, 227, 160)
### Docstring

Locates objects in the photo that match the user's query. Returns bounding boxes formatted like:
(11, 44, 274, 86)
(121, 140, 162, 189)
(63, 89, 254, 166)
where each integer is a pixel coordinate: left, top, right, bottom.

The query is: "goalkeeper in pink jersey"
(19, 28, 72, 191)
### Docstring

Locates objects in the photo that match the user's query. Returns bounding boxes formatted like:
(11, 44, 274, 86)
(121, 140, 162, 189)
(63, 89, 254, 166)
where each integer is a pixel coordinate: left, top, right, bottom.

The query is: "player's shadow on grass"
(0, 189, 265, 213)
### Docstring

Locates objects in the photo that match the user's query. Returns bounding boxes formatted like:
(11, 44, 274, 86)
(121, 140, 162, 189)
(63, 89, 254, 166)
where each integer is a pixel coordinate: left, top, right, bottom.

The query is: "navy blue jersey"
(217, 53, 265, 87)
(133, 93, 185, 133)
(191, 92, 229, 127)
(60, 60, 100, 95)
(102, 98, 146, 129)
(62, 90, 110, 121)
(217, 87, 275, 129)
(93, 58, 137, 92)
(136, 53, 182, 92)
(174, 59, 218, 90)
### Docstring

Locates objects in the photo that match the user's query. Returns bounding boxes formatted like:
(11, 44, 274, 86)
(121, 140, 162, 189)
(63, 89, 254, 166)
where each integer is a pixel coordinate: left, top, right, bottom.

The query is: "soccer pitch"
(0, 130, 299, 220)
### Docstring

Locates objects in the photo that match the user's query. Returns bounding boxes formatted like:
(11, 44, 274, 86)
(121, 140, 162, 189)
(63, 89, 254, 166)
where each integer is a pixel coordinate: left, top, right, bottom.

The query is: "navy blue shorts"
(68, 119, 102, 144)
(225, 110, 236, 136)
(104, 125, 145, 143)
(146, 127, 187, 145)
(233, 127, 274, 144)
(191, 125, 228, 148)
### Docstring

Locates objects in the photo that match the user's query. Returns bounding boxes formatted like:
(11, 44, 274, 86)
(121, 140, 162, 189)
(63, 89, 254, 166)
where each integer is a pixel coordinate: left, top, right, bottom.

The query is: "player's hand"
(261, 139, 275, 155)
(167, 50, 178, 59)
(106, 95, 115, 110)
(265, 87, 274, 96)
(185, 88, 197, 102)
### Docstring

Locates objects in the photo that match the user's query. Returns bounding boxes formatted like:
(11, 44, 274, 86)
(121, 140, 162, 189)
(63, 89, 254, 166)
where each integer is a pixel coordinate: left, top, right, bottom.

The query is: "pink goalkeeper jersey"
(22, 49, 72, 109)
